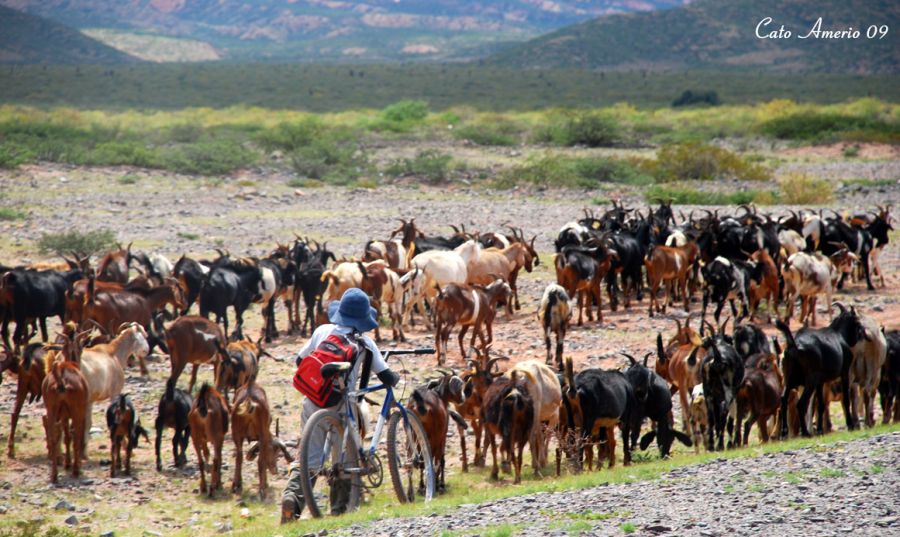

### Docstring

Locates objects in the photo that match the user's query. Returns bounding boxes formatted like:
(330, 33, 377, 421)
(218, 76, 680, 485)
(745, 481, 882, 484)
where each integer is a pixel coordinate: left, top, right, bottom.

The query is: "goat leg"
(7, 388, 26, 458)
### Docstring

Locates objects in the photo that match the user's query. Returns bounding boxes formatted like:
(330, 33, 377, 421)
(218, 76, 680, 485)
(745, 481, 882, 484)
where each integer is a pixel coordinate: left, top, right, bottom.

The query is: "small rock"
(0, 505, 8, 514)
(55, 500, 74, 511)
(240, 507, 250, 519)
(100, 531, 115, 537)
(218, 522, 233, 533)
(64, 515, 78, 525)
(143, 531, 163, 537)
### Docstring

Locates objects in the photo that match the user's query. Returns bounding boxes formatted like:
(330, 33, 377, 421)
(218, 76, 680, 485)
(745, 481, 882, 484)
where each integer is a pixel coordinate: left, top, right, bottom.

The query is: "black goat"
(622, 353, 692, 458)
(199, 263, 261, 341)
(155, 379, 193, 471)
(733, 322, 771, 360)
(878, 329, 900, 424)
(701, 257, 754, 326)
(821, 217, 874, 290)
(700, 330, 744, 451)
(172, 255, 208, 315)
(106, 394, 150, 477)
(0, 268, 82, 346)
(775, 303, 865, 438)
(559, 358, 635, 471)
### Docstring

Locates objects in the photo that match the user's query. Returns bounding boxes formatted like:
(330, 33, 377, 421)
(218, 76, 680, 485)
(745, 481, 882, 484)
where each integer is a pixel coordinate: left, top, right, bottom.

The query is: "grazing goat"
(433, 280, 511, 364)
(189, 383, 230, 497)
(172, 255, 209, 315)
(0, 337, 46, 458)
(231, 379, 275, 499)
(106, 394, 149, 477)
(849, 314, 886, 428)
(410, 372, 466, 492)
(558, 358, 635, 472)
(553, 245, 612, 326)
(482, 371, 534, 484)
(879, 330, 900, 423)
(504, 360, 561, 476)
(165, 315, 227, 393)
(402, 246, 472, 329)
(155, 379, 192, 471)
(748, 249, 779, 322)
(537, 284, 571, 371)
(42, 351, 89, 483)
(644, 242, 699, 316)
(199, 261, 261, 340)
(701, 257, 752, 326)
(1, 267, 83, 346)
(776, 303, 864, 438)
(623, 353, 692, 458)
(466, 242, 532, 313)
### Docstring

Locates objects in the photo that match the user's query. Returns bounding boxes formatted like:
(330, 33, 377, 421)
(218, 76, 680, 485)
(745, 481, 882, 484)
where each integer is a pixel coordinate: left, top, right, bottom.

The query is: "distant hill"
(0, 5, 137, 64)
(0, 0, 690, 62)
(490, 0, 900, 74)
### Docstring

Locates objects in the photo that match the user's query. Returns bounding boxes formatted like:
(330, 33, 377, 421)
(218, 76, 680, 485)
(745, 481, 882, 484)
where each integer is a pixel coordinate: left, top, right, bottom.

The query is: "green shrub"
(256, 118, 325, 151)
(386, 150, 454, 184)
(452, 119, 523, 146)
(779, 173, 834, 204)
(0, 207, 26, 221)
(0, 143, 33, 168)
(761, 112, 898, 142)
(533, 111, 622, 147)
(161, 140, 256, 175)
(38, 228, 117, 258)
(672, 90, 721, 107)
(165, 123, 204, 143)
(382, 100, 429, 123)
(291, 138, 368, 185)
(118, 174, 139, 185)
(496, 154, 650, 189)
(644, 184, 777, 206)
(842, 144, 860, 158)
(89, 141, 159, 168)
(651, 142, 770, 182)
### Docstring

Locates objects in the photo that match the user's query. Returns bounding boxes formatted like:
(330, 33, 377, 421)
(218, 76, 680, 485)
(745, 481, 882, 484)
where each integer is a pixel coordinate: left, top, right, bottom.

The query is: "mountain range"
(0, 0, 689, 62)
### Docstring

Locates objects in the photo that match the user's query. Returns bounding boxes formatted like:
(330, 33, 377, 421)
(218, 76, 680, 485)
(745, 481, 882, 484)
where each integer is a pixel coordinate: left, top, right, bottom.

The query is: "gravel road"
(344, 432, 900, 537)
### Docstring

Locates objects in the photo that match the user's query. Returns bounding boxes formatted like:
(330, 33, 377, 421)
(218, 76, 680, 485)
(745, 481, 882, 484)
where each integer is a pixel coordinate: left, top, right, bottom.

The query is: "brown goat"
(655, 318, 704, 431)
(1, 336, 46, 458)
(216, 338, 262, 403)
(456, 351, 506, 472)
(748, 249, 780, 322)
(644, 243, 699, 316)
(231, 380, 275, 499)
(433, 280, 511, 365)
(734, 352, 783, 445)
(65, 277, 154, 326)
(482, 370, 535, 484)
(96, 243, 132, 284)
(189, 383, 230, 497)
(165, 315, 227, 393)
(553, 248, 610, 326)
(410, 372, 467, 491)
(41, 350, 89, 483)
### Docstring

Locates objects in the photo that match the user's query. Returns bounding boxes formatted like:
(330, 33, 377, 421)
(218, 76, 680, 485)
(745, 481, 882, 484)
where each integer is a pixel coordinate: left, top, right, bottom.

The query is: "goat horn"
(673, 318, 683, 334)
(701, 319, 715, 337)
(620, 352, 638, 366)
(832, 301, 848, 314)
(485, 356, 508, 371)
(643, 352, 652, 367)
(718, 316, 731, 335)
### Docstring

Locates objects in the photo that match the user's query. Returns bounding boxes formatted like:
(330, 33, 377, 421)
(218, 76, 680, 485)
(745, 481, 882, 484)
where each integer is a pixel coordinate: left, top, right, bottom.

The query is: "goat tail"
(197, 383, 211, 417)
(164, 378, 176, 401)
(449, 409, 468, 430)
(236, 399, 255, 416)
(774, 319, 796, 348)
(656, 332, 665, 364)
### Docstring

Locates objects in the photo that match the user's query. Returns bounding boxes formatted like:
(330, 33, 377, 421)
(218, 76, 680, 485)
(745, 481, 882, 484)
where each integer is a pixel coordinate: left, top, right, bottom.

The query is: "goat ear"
(673, 430, 693, 447)
(411, 390, 427, 415)
(449, 376, 464, 399)
(639, 431, 656, 451)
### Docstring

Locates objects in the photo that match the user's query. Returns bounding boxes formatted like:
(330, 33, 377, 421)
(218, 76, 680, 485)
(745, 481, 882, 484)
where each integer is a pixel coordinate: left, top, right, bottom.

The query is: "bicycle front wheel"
(387, 410, 435, 503)
(298, 409, 362, 518)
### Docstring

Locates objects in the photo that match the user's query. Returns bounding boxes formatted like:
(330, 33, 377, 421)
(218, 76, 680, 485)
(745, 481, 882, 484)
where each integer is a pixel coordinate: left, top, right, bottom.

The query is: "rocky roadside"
(342, 432, 899, 537)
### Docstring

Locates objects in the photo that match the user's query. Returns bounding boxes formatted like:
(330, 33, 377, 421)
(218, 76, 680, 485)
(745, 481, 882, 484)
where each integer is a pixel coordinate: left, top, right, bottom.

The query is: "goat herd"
(0, 200, 899, 513)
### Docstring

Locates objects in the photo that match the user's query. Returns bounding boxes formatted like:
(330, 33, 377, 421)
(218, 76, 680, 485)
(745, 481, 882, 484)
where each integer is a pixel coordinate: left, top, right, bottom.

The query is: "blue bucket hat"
(328, 288, 379, 332)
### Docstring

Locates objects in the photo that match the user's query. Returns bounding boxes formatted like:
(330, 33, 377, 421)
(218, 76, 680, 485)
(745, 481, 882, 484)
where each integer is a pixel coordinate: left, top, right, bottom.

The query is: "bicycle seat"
(321, 362, 351, 379)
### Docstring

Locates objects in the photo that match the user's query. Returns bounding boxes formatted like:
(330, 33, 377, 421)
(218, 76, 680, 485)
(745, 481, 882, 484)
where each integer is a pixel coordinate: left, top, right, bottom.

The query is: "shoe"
(280, 497, 299, 524)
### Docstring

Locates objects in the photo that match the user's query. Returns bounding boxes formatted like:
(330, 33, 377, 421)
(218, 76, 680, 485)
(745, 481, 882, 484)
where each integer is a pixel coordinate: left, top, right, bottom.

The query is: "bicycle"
(298, 347, 436, 518)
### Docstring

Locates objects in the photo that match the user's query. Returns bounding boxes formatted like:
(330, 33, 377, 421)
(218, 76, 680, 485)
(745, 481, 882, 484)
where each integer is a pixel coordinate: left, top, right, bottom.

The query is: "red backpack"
(293, 332, 360, 408)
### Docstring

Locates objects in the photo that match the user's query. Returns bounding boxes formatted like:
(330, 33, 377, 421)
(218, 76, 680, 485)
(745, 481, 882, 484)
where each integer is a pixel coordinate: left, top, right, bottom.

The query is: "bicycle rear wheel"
(298, 409, 362, 518)
(386, 410, 435, 503)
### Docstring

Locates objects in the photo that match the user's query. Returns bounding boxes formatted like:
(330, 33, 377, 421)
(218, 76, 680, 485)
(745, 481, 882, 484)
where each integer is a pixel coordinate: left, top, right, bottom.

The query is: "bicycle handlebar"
(383, 347, 435, 357)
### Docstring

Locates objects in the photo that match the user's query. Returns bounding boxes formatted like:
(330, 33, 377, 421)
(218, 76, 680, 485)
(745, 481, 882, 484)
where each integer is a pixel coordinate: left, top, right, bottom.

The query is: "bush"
(89, 141, 159, 168)
(255, 118, 325, 151)
(161, 140, 256, 175)
(779, 173, 834, 204)
(0, 207, 25, 221)
(761, 112, 898, 142)
(651, 142, 770, 182)
(533, 111, 621, 147)
(672, 90, 721, 107)
(386, 150, 454, 184)
(452, 119, 522, 146)
(0, 143, 32, 168)
(375, 100, 430, 132)
(496, 154, 650, 189)
(291, 138, 368, 185)
(38, 228, 117, 258)
(644, 184, 777, 206)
